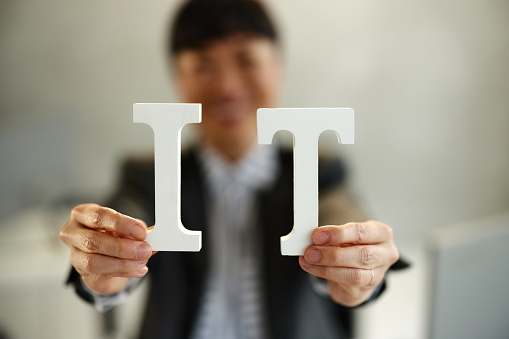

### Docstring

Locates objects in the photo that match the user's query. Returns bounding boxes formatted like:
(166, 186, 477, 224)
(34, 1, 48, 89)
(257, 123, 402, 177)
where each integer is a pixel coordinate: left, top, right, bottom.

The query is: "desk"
(0, 207, 100, 339)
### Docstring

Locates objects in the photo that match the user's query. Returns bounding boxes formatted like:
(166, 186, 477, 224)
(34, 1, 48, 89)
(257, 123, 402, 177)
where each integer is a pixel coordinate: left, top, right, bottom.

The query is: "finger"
(304, 244, 386, 269)
(312, 221, 393, 246)
(299, 256, 382, 287)
(71, 204, 147, 240)
(71, 250, 148, 276)
(73, 228, 152, 260)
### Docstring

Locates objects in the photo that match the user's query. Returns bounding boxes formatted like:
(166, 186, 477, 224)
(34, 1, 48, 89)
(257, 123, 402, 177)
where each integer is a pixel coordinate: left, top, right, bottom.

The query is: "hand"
(60, 203, 154, 295)
(299, 220, 399, 307)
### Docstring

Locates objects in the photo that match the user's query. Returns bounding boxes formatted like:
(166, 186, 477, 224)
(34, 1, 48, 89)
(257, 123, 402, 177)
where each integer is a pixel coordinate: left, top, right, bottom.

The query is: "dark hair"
(169, 0, 279, 55)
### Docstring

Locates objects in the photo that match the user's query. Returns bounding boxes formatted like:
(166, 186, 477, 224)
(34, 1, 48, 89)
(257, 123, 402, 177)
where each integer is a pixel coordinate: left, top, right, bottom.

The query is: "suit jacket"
(68, 148, 408, 339)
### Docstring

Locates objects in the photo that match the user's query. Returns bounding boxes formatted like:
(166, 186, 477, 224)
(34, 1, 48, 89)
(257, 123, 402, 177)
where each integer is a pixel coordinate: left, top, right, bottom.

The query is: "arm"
(62, 158, 157, 304)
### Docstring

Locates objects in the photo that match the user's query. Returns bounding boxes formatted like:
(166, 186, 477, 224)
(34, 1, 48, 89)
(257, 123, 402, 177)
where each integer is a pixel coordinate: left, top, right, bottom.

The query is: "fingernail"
(300, 257, 311, 269)
(131, 224, 147, 239)
(305, 249, 321, 263)
(136, 244, 152, 259)
(314, 231, 329, 245)
(137, 266, 148, 275)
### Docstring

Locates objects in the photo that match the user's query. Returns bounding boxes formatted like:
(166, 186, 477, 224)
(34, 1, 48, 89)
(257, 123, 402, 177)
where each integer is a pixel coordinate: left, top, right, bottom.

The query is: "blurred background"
(1, 0, 508, 338)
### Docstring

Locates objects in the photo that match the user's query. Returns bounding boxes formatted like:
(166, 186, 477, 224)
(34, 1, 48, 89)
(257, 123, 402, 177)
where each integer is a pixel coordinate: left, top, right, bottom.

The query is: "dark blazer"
(68, 148, 407, 339)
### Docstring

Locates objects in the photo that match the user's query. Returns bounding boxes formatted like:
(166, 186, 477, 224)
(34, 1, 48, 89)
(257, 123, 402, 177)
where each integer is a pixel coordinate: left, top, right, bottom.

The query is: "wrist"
(82, 275, 130, 296)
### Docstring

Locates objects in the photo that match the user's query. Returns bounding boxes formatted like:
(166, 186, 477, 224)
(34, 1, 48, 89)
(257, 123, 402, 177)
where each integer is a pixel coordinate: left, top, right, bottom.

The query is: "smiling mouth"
(205, 99, 253, 126)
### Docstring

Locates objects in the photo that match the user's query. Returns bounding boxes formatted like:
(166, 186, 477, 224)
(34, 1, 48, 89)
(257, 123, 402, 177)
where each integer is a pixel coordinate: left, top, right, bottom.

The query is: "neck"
(201, 136, 257, 163)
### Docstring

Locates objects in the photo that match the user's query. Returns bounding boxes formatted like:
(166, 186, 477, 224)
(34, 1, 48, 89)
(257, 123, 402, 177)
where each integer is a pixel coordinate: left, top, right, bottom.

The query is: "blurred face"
(174, 34, 283, 161)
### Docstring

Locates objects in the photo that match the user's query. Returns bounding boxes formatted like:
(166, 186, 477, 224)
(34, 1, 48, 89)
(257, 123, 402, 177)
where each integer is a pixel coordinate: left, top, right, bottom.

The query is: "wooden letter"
(257, 108, 354, 256)
(133, 103, 202, 251)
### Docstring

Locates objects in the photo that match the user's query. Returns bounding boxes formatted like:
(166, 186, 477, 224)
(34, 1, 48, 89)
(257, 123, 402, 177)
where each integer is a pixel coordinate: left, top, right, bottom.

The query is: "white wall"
(0, 0, 176, 219)
(273, 0, 509, 240)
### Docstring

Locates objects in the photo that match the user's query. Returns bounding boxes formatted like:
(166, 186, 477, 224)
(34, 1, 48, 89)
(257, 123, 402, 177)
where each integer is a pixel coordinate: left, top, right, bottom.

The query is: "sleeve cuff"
(79, 276, 141, 313)
(309, 274, 387, 307)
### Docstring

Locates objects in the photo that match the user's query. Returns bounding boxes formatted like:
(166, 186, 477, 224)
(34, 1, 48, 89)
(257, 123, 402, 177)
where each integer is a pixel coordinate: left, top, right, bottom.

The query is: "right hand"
(60, 203, 154, 295)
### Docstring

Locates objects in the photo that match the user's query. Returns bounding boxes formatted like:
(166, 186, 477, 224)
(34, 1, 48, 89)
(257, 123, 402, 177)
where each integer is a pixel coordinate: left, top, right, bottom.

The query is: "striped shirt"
(190, 144, 279, 339)
(82, 145, 388, 336)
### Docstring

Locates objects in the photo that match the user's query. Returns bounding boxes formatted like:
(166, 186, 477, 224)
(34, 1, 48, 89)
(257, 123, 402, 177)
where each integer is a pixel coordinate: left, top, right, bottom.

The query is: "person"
(60, 1, 407, 338)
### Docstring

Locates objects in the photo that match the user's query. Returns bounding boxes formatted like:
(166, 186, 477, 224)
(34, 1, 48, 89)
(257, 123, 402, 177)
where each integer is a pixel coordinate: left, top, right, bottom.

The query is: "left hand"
(299, 220, 399, 307)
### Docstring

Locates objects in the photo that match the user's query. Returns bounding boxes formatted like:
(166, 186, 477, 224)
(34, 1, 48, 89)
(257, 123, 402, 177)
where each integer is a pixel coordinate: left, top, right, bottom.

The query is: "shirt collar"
(198, 143, 279, 192)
